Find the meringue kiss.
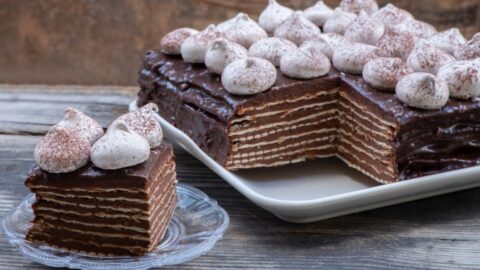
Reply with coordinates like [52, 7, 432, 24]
[34, 126, 90, 173]
[180, 24, 224, 63]
[205, 38, 248, 74]
[339, 0, 379, 15]
[395, 73, 449, 110]
[304, 1, 334, 27]
[394, 19, 437, 39]
[301, 33, 349, 59]
[323, 8, 357, 35]
[222, 57, 277, 95]
[454, 33, 480, 61]
[248, 37, 297, 67]
[428, 28, 466, 55]
[91, 121, 150, 170]
[376, 28, 418, 61]
[258, 0, 293, 33]
[274, 11, 322, 46]
[216, 13, 267, 48]
[437, 60, 480, 100]
[160, 28, 199, 55]
[115, 103, 163, 148]
[55, 107, 104, 145]
[344, 10, 384, 45]
[363, 57, 412, 91]
[332, 43, 380, 74]
[280, 47, 331, 79]
[407, 39, 455, 74]
[371, 3, 413, 25]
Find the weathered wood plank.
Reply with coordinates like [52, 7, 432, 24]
[1, 0, 479, 85]
[0, 85, 480, 269]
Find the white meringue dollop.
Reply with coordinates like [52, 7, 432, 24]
[438, 60, 480, 100]
[371, 3, 413, 25]
[160, 28, 199, 55]
[393, 19, 437, 39]
[221, 57, 277, 95]
[323, 8, 357, 35]
[248, 37, 297, 67]
[376, 28, 418, 61]
[395, 72, 449, 110]
[428, 28, 466, 55]
[407, 39, 455, 74]
[115, 103, 163, 148]
[339, 0, 379, 15]
[362, 57, 413, 91]
[273, 11, 322, 46]
[332, 42, 380, 74]
[344, 10, 385, 45]
[55, 107, 104, 145]
[205, 38, 248, 74]
[304, 1, 334, 27]
[180, 24, 225, 63]
[280, 47, 331, 79]
[300, 33, 350, 60]
[90, 121, 150, 170]
[216, 13, 268, 48]
[34, 126, 91, 173]
[454, 33, 480, 61]
[258, 0, 293, 33]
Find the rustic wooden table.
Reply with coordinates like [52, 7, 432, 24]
[1, 85, 480, 269]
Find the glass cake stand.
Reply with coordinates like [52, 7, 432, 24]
[1, 183, 229, 270]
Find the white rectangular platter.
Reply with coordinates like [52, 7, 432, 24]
[130, 101, 480, 223]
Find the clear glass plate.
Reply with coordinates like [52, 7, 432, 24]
[1, 183, 229, 270]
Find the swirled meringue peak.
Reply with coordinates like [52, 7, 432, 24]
[407, 39, 455, 74]
[248, 37, 297, 67]
[160, 28, 199, 55]
[344, 10, 385, 45]
[395, 72, 449, 110]
[205, 38, 248, 74]
[273, 11, 322, 46]
[454, 33, 480, 61]
[363, 57, 413, 91]
[332, 42, 380, 74]
[55, 107, 104, 145]
[221, 57, 277, 95]
[216, 13, 267, 48]
[437, 60, 480, 100]
[304, 1, 334, 27]
[115, 103, 163, 148]
[280, 47, 331, 79]
[339, 0, 379, 15]
[371, 3, 413, 25]
[428, 28, 466, 55]
[258, 0, 293, 33]
[91, 121, 150, 170]
[34, 126, 90, 173]
[323, 8, 357, 35]
[376, 28, 418, 61]
[394, 19, 437, 39]
[301, 33, 350, 59]
[180, 24, 224, 63]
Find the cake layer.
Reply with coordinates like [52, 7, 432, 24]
[138, 51, 480, 183]
[26, 144, 177, 256]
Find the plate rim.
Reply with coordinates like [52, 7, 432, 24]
[1, 183, 230, 270]
[130, 101, 480, 221]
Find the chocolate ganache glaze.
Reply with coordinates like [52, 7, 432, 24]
[138, 50, 480, 182]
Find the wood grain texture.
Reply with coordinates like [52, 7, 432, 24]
[0, 0, 479, 86]
[0, 85, 480, 269]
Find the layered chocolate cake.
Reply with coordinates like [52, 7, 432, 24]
[25, 105, 177, 256]
[137, 0, 480, 184]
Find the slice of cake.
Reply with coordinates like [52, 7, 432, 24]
[137, 0, 480, 184]
[25, 105, 176, 256]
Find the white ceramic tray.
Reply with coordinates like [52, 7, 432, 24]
[130, 101, 480, 223]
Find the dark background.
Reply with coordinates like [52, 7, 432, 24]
[1, 0, 478, 86]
